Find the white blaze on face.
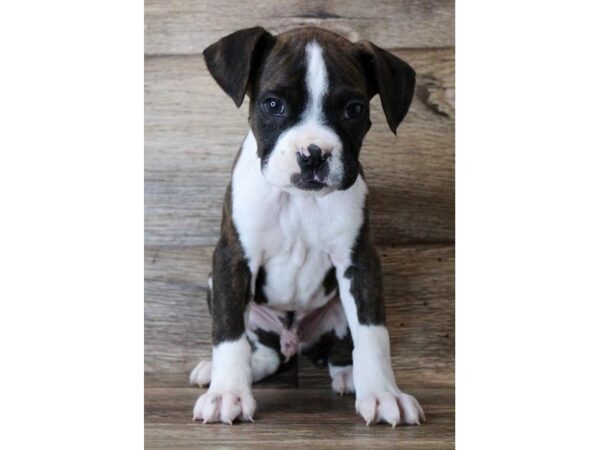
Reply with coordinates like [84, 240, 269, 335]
[304, 41, 328, 123]
[263, 41, 344, 193]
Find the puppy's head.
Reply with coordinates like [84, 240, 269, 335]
[204, 27, 415, 195]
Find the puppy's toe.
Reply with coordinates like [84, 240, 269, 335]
[189, 360, 212, 386]
[219, 392, 242, 425]
[378, 392, 401, 427]
[193, 392, 221, 423]
[356, 396, 378, 425]
[397, 392, 425, 425]
[240, 391, 257, 421]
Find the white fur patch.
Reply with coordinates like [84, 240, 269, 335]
[304, 41, 328, 123]
[351, 325, 398, 394]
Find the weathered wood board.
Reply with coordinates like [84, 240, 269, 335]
[145, 47, 454, 246]
[145, 0, 455, 55]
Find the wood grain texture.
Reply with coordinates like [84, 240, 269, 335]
[145, 246, 212, 374]
[145, 3, 454, 442]
[145, 47, 454, 246]
[145, 244, 454, 385]
[145, 383, 455, 449]
[145, 0, 455, 55]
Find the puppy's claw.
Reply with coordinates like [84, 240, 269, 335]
[413, 397, 426, 422]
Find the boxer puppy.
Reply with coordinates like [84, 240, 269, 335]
[189, 26, 424, 427]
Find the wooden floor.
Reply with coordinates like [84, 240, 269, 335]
[145, 1, 454, 448]
[145, 374, 454, 449]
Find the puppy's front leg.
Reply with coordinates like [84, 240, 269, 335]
[192, 236, 255, 424]
[335, 237, 425, 427]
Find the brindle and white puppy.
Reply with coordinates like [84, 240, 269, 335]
[189, 26, 424, 427]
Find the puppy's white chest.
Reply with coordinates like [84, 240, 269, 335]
[258, 196, 335, 311]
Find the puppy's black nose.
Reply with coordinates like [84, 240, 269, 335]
[307, 144, 322, 158]
[298, 144, 328, 171]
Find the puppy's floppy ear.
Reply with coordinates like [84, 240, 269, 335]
[203, 27, 275, 107]
[357, 41, 416, 134]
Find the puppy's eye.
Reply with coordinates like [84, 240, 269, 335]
[344, 102, 365, 119]
[263, 98, 285, 116]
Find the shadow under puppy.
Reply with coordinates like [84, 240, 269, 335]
[189, 26, 424, 427]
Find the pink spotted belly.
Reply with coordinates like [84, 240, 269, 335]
[247, 298, 348, 361]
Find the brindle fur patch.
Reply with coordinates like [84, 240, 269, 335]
[301, 327, 353, 367]
[343, 201, 386, 325]
[208, 150, 253, 344]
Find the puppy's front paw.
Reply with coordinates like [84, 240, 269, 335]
[192, 389, 256, 424]
[356, 390, 425, 427]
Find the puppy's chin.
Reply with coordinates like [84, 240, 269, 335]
[282, 184, 337, 197]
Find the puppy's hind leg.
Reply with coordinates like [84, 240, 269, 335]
[249, 335, 282, 382]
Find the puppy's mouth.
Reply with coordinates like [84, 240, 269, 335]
[295, 179, 327, 191]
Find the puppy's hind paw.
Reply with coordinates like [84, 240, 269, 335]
[330, 365, 355, 395]
[189, 360, 212, 386]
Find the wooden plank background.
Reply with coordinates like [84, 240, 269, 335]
[145, 0, 455, 55]
[145, 0, 455, 388]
